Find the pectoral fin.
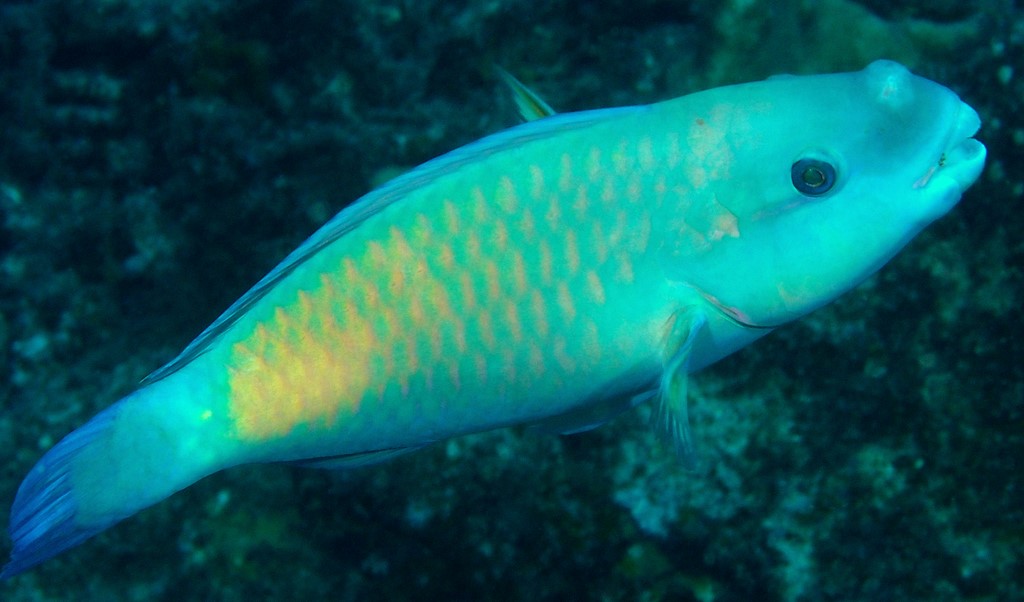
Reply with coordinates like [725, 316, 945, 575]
[654, 306, 707, 469]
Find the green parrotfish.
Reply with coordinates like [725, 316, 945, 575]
[2, 60, 986, 577]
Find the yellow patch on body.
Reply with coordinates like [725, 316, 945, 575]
[227, 215, 481, 442]
[556, 282, 576, 322]
[466, 231, 482, 261]
[564, 229, 580, 275]
[510, 252, 527, 295]
[484, 261, 501, 302]
[459, 272, 478, 311]
[558, 153, 573, 193]
[612, 139, 632, 176]
[477, 311, 496, 349]
[545, 194, 562, 230]
[504, 300, 523, 342]
[388, 264, 406, 296]
[367, 241, 387, 269]
[442, 200, 460, 235]
[389, 226, 414, 260]
[492, 220, 509, 252]
[448, 360, 462, 391]
[637, 137, 656, 171]
[626, 173, 643, 203]
[573, 184, 589, 219]
[530, 289, 549, 338]
[529, 165, 545, 200]
[495, 176, 518, 214]
[552, 335, 576, 373]
[519, 207, 537, 242]
[438, 243, 455, 270]
[472, 187, 489, 222]
[585, 270, 606, 305]
[538, 240, 553, 284]
[528, 342, 546, 377]
[227, 287, 376, 441]
[591, 222, 608, 265]
[452, 316, 467, 353]
[600, 177, 616, 204]
[410, 213, 433, 245]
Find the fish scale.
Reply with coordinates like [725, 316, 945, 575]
[2, 60, 986, 577]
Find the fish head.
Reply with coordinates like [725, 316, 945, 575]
[662, 59, 986, 328]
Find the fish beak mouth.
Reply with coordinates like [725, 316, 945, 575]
[914, 101, 986, 194]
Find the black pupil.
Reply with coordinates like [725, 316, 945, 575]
[802, 167, 826, 188]
[791, 158, 836, 196]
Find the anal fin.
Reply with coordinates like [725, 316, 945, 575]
[529, 389, 653, 436]
[291, 446, 426, 470]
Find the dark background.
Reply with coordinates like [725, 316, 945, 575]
[0, 0, 1020, 600]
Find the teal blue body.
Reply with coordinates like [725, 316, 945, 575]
[3, 61, 986, 577]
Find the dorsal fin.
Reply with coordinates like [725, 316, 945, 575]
[496, 67, 557, 122]
[142, 103, 644, 385]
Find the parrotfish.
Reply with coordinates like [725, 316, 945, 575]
[2, 60, 986, 577]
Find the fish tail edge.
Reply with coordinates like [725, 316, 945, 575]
[2, 405, 121, 579]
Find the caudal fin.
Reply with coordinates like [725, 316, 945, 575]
[2, 406, 124, 578]
[3, 386, 223, 579]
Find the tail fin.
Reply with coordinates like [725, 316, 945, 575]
[2, 406, 124, 578]
[3, 386, 224, 578]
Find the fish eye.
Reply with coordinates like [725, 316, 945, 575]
[791, 158, 837, 196]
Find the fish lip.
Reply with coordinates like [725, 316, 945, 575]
[916, 101, 985, 192]
[944, 101, 982, 154]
